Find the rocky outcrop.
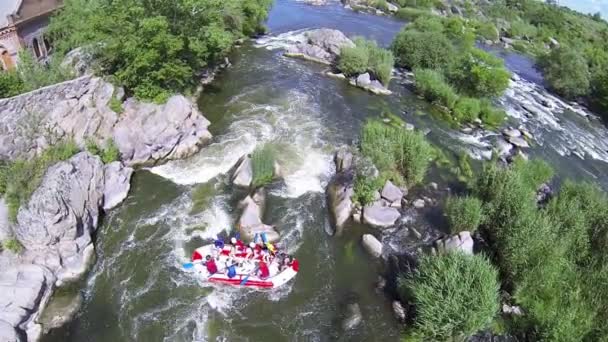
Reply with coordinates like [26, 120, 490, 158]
[283, 29, 354, 65]
[392, 300, 407, 323]
[341, 302, 362, 331]
[0, 75, 212, 166]
[435, 231, 474, 255]
[327, 148, 355, 235]
[381, 180, 403, 204]
[238, 188, 280, 243]
[0, 152, 133, 340]
[362, 234, 382, 258]
[232, 154, 253, 188]
[350, 72, 392, 95]
[362, 204, 400, 228]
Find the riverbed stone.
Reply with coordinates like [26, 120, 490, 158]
[342, 303, 362, 330]
[39, 292, 83, 332]
[232, 154, 253, 188]
[412, 199, 425, 209]
[238, 189, 279, 242]
[386, 2, 398, 12]
[362, 205, 400, 228]
[0, 320, 18, 342]
[392, 301, 407, 323]
[103, 162, 133, 211]
[435, 231, 474, 255]
[284, 29, 354, 65]
[503, 128, 522, 138]
[507, 136, 530, 148]
[0, 198, 10, 241]
[335, 147, 354, 173]
[362, 234, 382, 258]
[328, 171, 354, 235]
[381, 180, 403, 203]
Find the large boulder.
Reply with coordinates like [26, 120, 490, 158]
[284, 29, 354, 65]
[435, 231, 474, 255]
[238, 189, 279, 243]
[103, 162, 133, 211]
[0, 75, 212, 166]
[335, 147, 353, 173]
[380, 180, 403, 203]
[0, 320, 19, 342]
[362, 204, 400, 228]
[341, 303, 362, 331]
[362, 234, 382, 258]
[327, 172, 354, 235]
[38, 292, 83, 333]
[232, 154, 253, 188]
[0, 198, 10, 241]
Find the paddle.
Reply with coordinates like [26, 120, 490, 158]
[182, 260, 202, 269]
[240, 265, 260, 286]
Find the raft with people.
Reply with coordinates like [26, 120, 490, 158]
[183, 233, 299, 289]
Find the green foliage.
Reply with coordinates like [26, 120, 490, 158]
[445, 196, 483, 233]
[353, 174, 382, 205]
[413, 69, 458, 110]
[392, 29, 454, 70]
[453, 97, 481, 122]
[396, 0, 435, 8]
[338, 38, 394, 85]
[399, 253, 499, 340]
[2, 238, 23, 254]
[410, 16, 444, 32]
[85, 138, 101, 156]
[457, 152, 474, 181]
[372, 0, 389, 12]
[2, 140, 80, 222]
[48, 0, 272, 101]
[85, 138, 121, 163]
[476, 21, 499, 41]
[395, 7, 431, 21]
[109, 97, 123, 114]
[0, 71, 25, 98]
[360, 120, 431, 186]
[251, 144, 276, 188]
[448, 48, 511, 98]
[540, 47, 590, 99]
[479, 99, 506, 128]
[17, 50, 73, 92]
[511, 157, 554, 191]
[508, 20, 538, 39]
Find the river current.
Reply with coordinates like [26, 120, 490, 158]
[44, 1, 608, 341]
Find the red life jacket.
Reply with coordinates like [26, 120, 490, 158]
[235, 240, 246, 251]
[291, 259, 300, 272]
[206, 259, 218, 274]
[259, 261, 270, 278]
[192, 250, 203, 261]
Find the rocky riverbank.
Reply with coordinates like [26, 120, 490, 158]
[0, 76, 213, 341]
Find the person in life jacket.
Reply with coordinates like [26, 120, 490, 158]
[245, 243, 255, 259]
[258, 261, 270, 279]
[226, 262, 237, 278]
[204, 255, 218, 274]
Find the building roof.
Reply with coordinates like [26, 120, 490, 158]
[0, 0, 21, 29]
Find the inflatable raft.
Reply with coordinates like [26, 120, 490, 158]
[188, 244, 299, 289]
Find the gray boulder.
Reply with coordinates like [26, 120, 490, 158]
[356, 73, 372, 87]
[435, 231, 474, 255]
[335, 147, 353, 173]
[39, 292, 83, 332]
[103, 162, 133, 211]
[503, 128, 522, 138]
[232, 154, 253, 188]
[392, 301, 407, 323]
[0, 198, 10, 241]
[285, 29, 354, 65]
[386, 2, 398, 12]
[238, 189, 279, 243]
[412, 199, 425, 209]
[362, 234, 382, 258]
[341, 303, 362, 331]
[61, 47, 94, 77]
[328, 172, 354, 235]
[362, 204, 400, 228]
[0, 320, 18, 342]
[507, 136, 529, 148]
[381, 180, 403, 203]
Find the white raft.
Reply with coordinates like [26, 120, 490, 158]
[189, 244, 299, 289]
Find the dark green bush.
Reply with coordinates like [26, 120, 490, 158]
[2, 238, 23, 254]
[476, 21, 499, 41]
[399, 253, 499, 341]
[251, 144, 276, 188]
[353, 174, 382, 205]
[413, 69, 458, 110]
[445, 196, 483, 233]
[338, 43, 369, 77]
[392, 29, 454, 70]
[0, 71, 25, 98]
[479, 99, 506, 128]
[453, 97, 481, 122]
[540, 47, 590, 99]
[101, 139, 121, 164]
[338, 37, 394, 85]
[395, 7, 431, 20]
[448, 48, 511, 98]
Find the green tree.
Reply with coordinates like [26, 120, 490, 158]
[540, 47, 590, 99]
[448, 48, 511, 97]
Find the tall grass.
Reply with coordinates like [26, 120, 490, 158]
[445, 196, 483, 233]
[0, 140, 79, 222]
[360, 120, 431, 186]
[414, 69, 458, 110]
[251, 144, 276, 188]
[338, 37, 394, 86]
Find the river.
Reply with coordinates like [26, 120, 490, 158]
[43, 1, 608, 341]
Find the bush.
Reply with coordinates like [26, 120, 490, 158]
[360, 120, 431, 186]
[2, 238, 23, 254]
[17, 50, 73, 92]
[448, 48, 511, 97]
[339, 38, 394, 86]
[410, 16, 444, 32]
[109, 97, 123, 114]
[540, 47, 590, 99]
[453, 97, 481, 122]
[476, 21, 499, 41]
[457, 152, 474, 180]
[251, 144, 275, 188]
[511, 157, 554, 192]
[354, 174, 382, 205]
[414, 69, 458, 109]
[2, 140, 80, 222]
[372, 0, 389, 11]
[338, 44, 369, 77]
[508, 20, 538, 39]
[0, 71, 25, 98]
[392, 29, 454, 70]
[445, 196, 483, 233]
[367, 45, 394, 85]
[101, 139, 120, 164]
[399, 253, 499, 340]
[479, 99, 506, 128]
[395, 7, 431, 21]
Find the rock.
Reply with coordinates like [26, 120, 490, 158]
[0, 320, 19, 342]
[484, 39, 494, 46]
[39, 292, 83, 332]
[507, 136, 530, 148]
[386, 2, 398, 12]
[103, 162, 133, 210]
[435, 231, 474, 255]
[0, 75, 212, 166]
[495, 137, 514, 158]
[326, 71, 346, 80]
[361, 234, 382, 258]
[238, 189, 279, 242]
[405, 123, 414, 131]
[375, 276, 386, 292]
[342, 303, 362, 331]
[412, 199, 425, 209]
[502, 304, 523, 316]
[536, 183, 553, 204]
[500, 37, 515, 45]
[353, 212, 361, 223]
[232, 155, 253, 188]
[285, 29, 355, 65]
[502, 128, 522, 138]
[300, 0, 327, 5]
[381, 180, 403, 203]
[328, 172, 354, 235]
[356, 73, 372, 87]
[61, 47, 94, 77]
[548, 37, 560, 48]
[461, 127, 473, 134]
[429, 182, 438, 191]
[0, 198, 10, 241]
[335, 147, 353, 173]
[450, 5, 463, 15]
[362, 205, 400, 228]
[392, 301, 406, 323]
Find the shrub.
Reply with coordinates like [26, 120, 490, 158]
[392, 29, 455, 70]
[396, 0, 435, 8]
[511, 157, 554, 191]
[354, 174, 382, 205]
[2, 238, 23, 254]
[414, 69, 458, 109]
[0, 71, 25, 98]
[251, 144, 275, 188]
[367, 45, 394, 85]
[109, 97, 123, 114]
[479, 99, 506, 128]
[410, 16, 444, 32]
[399, 253, 499, 341]
[0, 160, 8, 195]
[2, 140, 80, 222]
[453, 97, 481, 122]
[17, 50, 73, 92]
[540, 47, 590, 99]
[508, 20, 538, 39]
[457, 152, 474, 180]
[476, 21, 499, 41]
[85, 138, 101, 156]
[101, 139, 120, 164]
[372, 0, 389, 11]
[445, 196, 483, 233]
[395, 7, 431, 21]
[338, 44, 369, 77]
[338, 38, 394, 85]
[360, 120, 431, 186]
[448, 48, 511, 97]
